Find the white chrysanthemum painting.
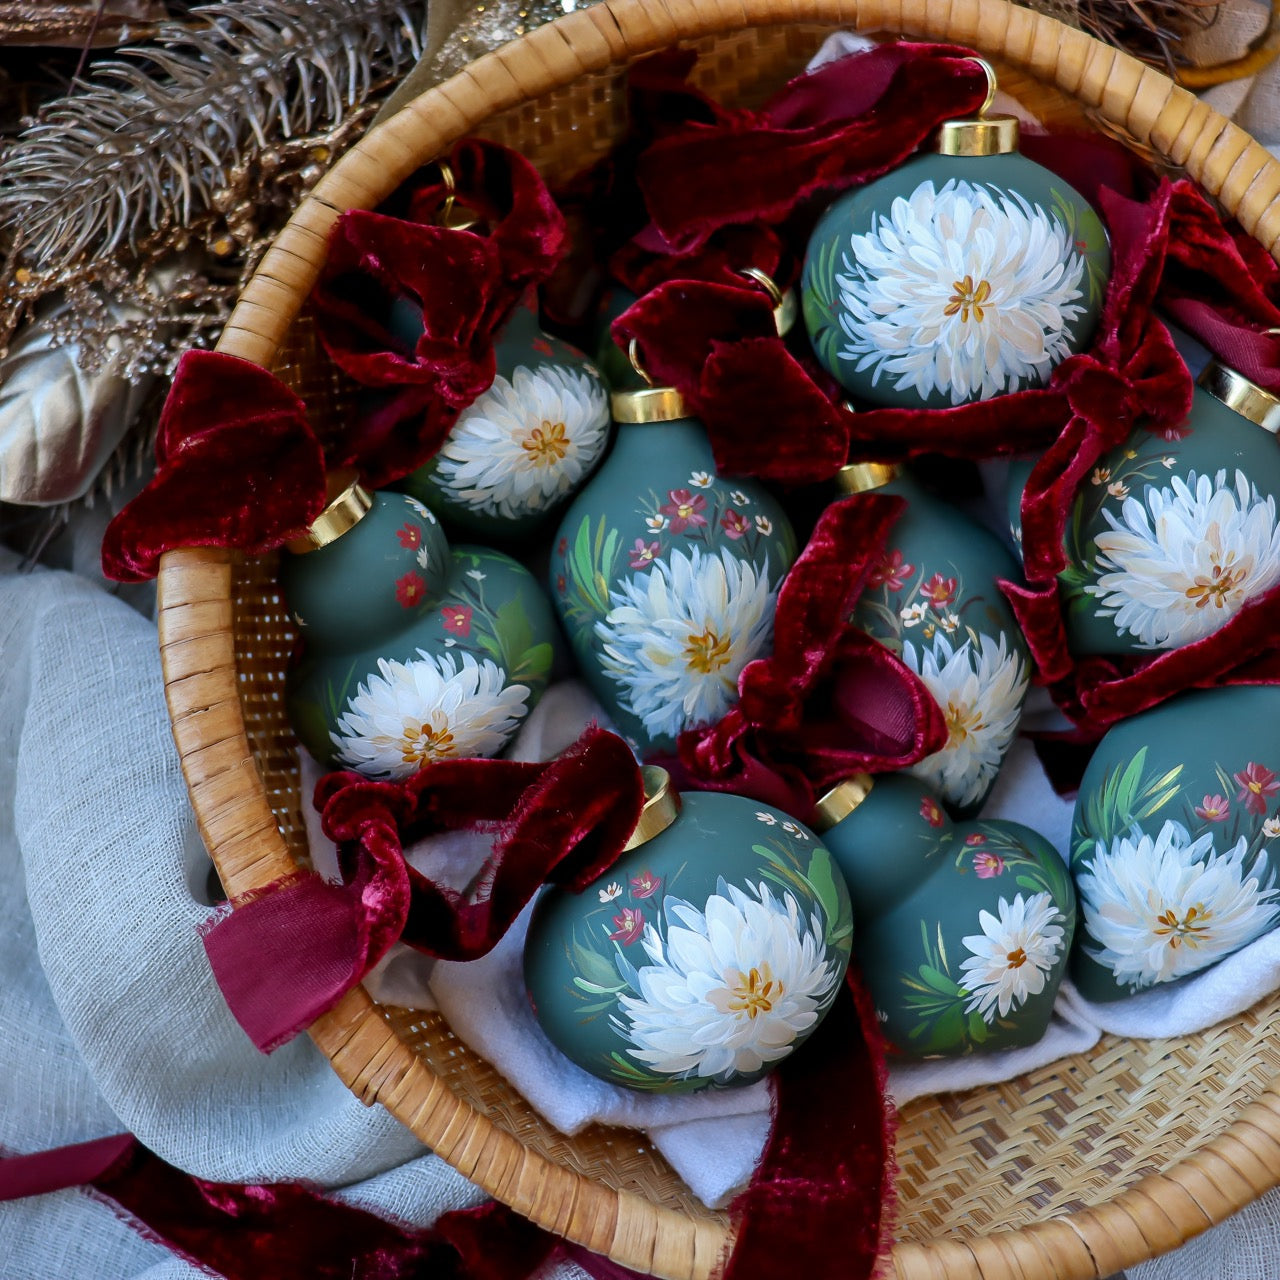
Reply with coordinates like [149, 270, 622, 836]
[1078, 819, 1280, 990]
[331, 650, 529, 780]
[1085, 469, 1280, 649]
[901, 631, 1029, 809]
[614, 882, 842, 1081]
[595, 546, 776, 741]
[434, 363, 609, 517]
[959, 892, 1065, 1021]
[836, 178, 1086, 404]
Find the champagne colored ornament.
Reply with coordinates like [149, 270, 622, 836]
[396, 287, 612, 539]
[549, 345, 798, 758]
[801, 59, 1110, 410]
[1008, 362, 1280, 656]
[837, 462, 1032, 814]
[1069, 685, 1280, 1001]
[280, 473, 559, 779]
[813, 771, 1075, 1058]
[524, 766, 853, 1092]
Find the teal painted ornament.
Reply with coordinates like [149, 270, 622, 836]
[837, 462, 1031, 815]
[592, 283, 645, 393]
[524, 768, 853, 1093]
[280, 475, 559, 779]
[549, 366, 797, 758]
[801, 87, 1109, 410]
[813, 772, 1075, 1058]
[1006, 363, 1280, 656]
[397, 289, 612, 539]
[1069, 685, 1280, 1001]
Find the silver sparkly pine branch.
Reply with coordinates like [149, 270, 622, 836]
[0, 0, 427, 271]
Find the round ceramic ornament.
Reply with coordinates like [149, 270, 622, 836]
[838, 461, 1032, 814]
[1007, 363, 1280, 656]
[813, 772, 1075, 1058]
[396, 289, 612, 539]
[524, 767, 853, 1093]
[801, 63, 1110, 409]
[1069, 684, 1280, 1001]
[549, 350, 798, 758]
[280, 474, 559, 780]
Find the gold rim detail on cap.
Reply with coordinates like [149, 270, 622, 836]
[737, 266, 797, 336]
[611, 338, 688, 422]
[811, 773, 874, 833]
[937, 114, 1020, 156]
[1199, 361, 1280, 435]
[286, 470, 373, 554]
[623, 766, 682, 851]
[833, 461, 902, 494]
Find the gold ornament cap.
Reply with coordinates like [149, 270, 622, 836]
[286, 469, 373, 554]
[622, 766, 682, 851]
[610, 339, 689, 423]
[936, 57, 1019, 156]
[1199, 360, 1280, 435]
[833, 461, 902, 495]
[811, 773, 874, 833]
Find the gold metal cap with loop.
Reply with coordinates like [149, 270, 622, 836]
[430, 159, 483, 232]
[622, 766, 683, 851]
[1200, 356, 1280, 436]
[610, 339, 689, 424]
[937, 57, 1019, 157]
[285, 468, 373, 554]
[832, 459, 902, 495]
[811, 772, 874, 833]
[738, 265, 798, 337]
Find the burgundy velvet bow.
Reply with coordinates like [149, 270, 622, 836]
[202, 726, 642, 1053]
[665, 494, 949, 816]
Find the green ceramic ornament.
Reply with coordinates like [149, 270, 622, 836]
[593, 283, 646, 393]
[1069, 685, 1280, 1001]
[1006, 364, 1280, 656]
[280, 477, 559, 780]
[813, 772, 1075, 1058]
[801, 105, 1109, 410]
[524, 768, 853, 1093]
[549, 374, 797, 758]
[396, 290, 612, 539]
[838, 462, 1032, 815]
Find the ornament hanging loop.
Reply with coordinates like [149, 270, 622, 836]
[612, 339, 688, 423]
[937, 59, 1018, 157]
[971, 56, 998, 118]
[627, 338, 655, 387]
[431, 159, 481, 232]
[737, 266, 798, 336]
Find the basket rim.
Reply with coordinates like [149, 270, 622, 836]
[157, 3, 1280, 1279]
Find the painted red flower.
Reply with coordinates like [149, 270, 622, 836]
[720, 509, 751, 540]
[964, 832, 986, 846]
[395, 572, 426, 608]
[869, 548, 913, 593]
[628, 538, 660, 570]
[1234, 763, 1280, 815]
[531, 336, 555, 357]
[556, 574, 567, 595]
[440, 604, 472, 637]
[608, 906, 646, 944]
[920, 796, 944, 828]
[630, 870, 662, 899]
[1155, 418, 1192, 442]
[1194, 794, 1230, 822]
[972, 851, 1005, 878]
[659, 488, 707, 533]
[557, 536, 568, 557]
[921, 572, 958, 609]
[397, 522, 422, 550]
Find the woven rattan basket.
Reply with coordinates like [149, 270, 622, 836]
[156, 3, 1280, 1277]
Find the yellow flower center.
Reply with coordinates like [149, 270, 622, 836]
[945, 699, 983, 746]
[724, 966, 781, 1020]
[944, 274, 992, 323]
[400, 714, 456, 766]
[1185, 560, 1247, 610]
[521, 419, 569, 467]
[1154, 904, 1211, 948]
[1005, 948, 1028, 970]
[684, 626, 732, 675]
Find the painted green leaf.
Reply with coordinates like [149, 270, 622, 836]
[572, 937, 622, 990]
[805, 847, 847, 943]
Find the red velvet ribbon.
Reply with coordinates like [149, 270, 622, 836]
[666, 494, 948, 815]
[202, 726, 643, 1053]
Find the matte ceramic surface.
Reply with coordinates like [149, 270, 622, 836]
[802, 151, 1109, 409]
[1070, 685, 1280, 1000]
[524, 790, 852, 1093]
[550, 414, 797, 757]
[592, 282, 646, 393]
[823, 773, 1075, 1058]
[281, 491, 558, 779]
[397, 292, 612, 539]
[852, 473, 1031, 814]
[1007, 386, 1280, 656]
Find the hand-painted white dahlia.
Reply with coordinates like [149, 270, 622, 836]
[901, 631, 1029, 809]
[1078, 819, 1280, 990]
[434, 363, 609, 517]
[1085, 469, 1280, 649]
[614, 882, 843, 1081]
[595, 546, 777, 741]
[959, 892, 1065, 1021]
[836, 178, 1086, 404]
[331, 650, 529, 780]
